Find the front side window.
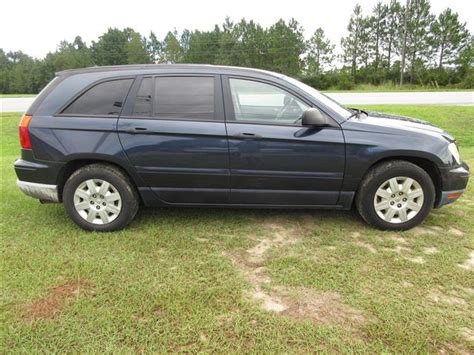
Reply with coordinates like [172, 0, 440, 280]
[62, 79, 133, 116]
[229, 78, 309, 125]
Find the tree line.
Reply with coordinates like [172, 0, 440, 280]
[1, 0, 472, 94]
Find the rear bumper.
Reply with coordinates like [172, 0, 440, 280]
[16, 179, 59, 202]
[436, 162, 469, 208]
[14, 149, 64, 202]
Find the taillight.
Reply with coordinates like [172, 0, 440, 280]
[19, 114, 33, 149]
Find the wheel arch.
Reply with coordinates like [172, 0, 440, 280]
[356, 155, 442, 207]
[57, 156, 143, 203]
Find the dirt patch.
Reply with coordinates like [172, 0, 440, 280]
[389, 235, 408, 244]
[355, 241, 377, 254]
[228, 221, 367, 328]
[351, 232, 361, 239]
[412, 226, 437, 236]
[250, 289, 288, 313]
[401, 281, 413, 287]
[460, 327, 474, 342]
[277, 287, 365, 326]
[406, 256, 425, 264]
[428, 289, 467, 307]
[246, 285, 366, 327]
[22, 280, 92, 321]
[383, 245, 411, 254]
[439, 344, 472, 355]
[449, 228, 465, 237]
[247, 239, 273, 263]
[458, 251, 474, 271]
[423, 247, 439, 255]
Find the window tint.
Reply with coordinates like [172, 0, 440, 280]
[154, 77, 214, 120]
[132, 77, 153, 116]
[229, 78, 309, 125]
[63, 79, 133, 116]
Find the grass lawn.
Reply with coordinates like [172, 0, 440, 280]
[0, 94, 37, 98]
[1, 107, 473, 353]
[323, 84, 474, 93]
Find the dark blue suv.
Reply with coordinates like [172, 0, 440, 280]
[14, 64, 469, 231]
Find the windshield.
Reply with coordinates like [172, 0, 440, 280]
[283, 76, 352, 119]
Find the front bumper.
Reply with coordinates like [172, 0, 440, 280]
[17, 179, 59, 202]
[436, 162, 469, 207]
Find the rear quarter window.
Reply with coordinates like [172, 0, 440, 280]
[62, 78, 133, 116]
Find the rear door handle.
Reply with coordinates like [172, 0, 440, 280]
[232, 133, 262, 139]
[125, 127, 148, 134]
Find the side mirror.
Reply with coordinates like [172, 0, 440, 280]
[301, 108, 328, 127]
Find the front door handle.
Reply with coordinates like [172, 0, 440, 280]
[232, 133, 262, 139]
[125, 127, 148, 134]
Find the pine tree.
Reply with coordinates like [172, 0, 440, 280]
[341, 4, 366, 77]
[306, 28, 335, 75]
[431, 8, 469, 69]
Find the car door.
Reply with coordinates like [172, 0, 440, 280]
[223, 76, 345, 206]
[118, 74, 230, 204]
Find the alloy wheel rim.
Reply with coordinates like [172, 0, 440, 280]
[73, 179, 122, 225]
[373, 176, 424, 224]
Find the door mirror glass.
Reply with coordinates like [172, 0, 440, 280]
[301, 108, 329, 127]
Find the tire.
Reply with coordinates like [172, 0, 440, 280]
[63, 164, 139, 232]
[355, 160, 435, 231]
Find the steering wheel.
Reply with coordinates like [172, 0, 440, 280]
[275, 96, 295, 120]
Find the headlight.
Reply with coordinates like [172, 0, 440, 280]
[448, 142, 461, 164]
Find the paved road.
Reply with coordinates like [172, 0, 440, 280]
[1, 91, 473, 113]
[1, 98, 36, 113]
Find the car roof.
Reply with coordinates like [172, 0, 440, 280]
[56, 64, 286, 79]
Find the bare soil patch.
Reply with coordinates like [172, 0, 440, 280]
[389, 235, 408, 244]
[406, 256, 425, 264]
[355, 241, 377, 254]
[423, 247, 439, 255]
[448, 228, 465, 237]
[229, 221, 367, 327]
[275, 286, 366, 326]
[428, 289, 468, 307]
[458, 250, 474, 271]
[412, 226, 437, 236]
[460, 327, 474, 342]
[22, 280, 92, 321]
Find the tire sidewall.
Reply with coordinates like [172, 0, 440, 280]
[63, 166, 138, 232]
[360, 163, 435, 230]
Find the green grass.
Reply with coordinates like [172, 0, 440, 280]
[323, 84, 474, 93]
[1, 107, 473, 353]
[0, 94, 37, 98]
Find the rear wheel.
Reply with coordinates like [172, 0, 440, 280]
[63, 164, 139, 231]
[355, 160, 435, 230]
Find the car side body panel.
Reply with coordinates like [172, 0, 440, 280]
[14, 65, 469, 213]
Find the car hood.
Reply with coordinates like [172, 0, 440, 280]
[346, 111, 453, 140]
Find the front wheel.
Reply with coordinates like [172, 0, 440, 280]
[355, 160, 435, 230]
[63, 164, 139, 231]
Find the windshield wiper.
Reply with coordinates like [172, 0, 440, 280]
[347, 108, 368, 120]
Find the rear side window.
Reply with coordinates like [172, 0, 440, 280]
[130, 76, 215, 120]
[62, 79, 133, 116]
[155, 77, 214, 119]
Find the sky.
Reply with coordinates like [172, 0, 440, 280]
[1, 0, 473, 59]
